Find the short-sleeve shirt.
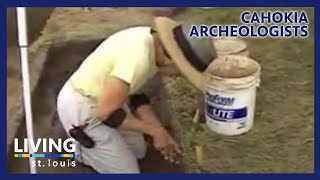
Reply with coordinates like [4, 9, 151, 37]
[69, 26, 158, 99]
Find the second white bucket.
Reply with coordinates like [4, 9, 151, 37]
[204, 55, 261, 136]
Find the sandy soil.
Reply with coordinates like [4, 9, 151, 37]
[7, 7, 314, 173]
[7, 8, 54, 151]
[7, 46, 22, 145]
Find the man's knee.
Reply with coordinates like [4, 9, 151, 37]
[120, 130, 147, 160]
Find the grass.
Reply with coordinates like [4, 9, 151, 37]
[164, 7, 314, 173]
[31, 7, 314, 173]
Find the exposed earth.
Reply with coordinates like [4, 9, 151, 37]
[7, 8, 314, 173]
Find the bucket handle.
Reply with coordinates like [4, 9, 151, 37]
[256, 78, 261, 88]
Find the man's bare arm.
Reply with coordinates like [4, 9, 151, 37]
[97, 76, 157, 136]
[98, 76, 181, 162]
[133, 104, 163, 127]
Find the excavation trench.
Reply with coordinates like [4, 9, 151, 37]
[7, 39, 183, 173]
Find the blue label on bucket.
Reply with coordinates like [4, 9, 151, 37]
[206, 103, 247, 122]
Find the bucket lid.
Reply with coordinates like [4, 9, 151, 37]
[205, 55, 261, 90]
[213, 37, 247, 55]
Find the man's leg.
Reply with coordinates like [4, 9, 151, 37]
[119, 130, 147, 160]
[57, 81, 140, 173]
[79, 124, 140, 173]
[118, 105, 147, 160]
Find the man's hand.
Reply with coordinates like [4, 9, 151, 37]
[151, 126, 182, 163]
[133, 104, 182, 163]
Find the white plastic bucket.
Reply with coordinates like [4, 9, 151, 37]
[204, 55, 261, 136]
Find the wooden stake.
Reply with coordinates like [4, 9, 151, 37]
[192, 109, 200, 124]
[195, 145, 204, 165]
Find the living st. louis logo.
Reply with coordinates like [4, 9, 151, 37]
[189, 11, 309, 38]
[14, 138, 77, 167]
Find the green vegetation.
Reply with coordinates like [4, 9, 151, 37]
[32, 8, 314, 173]
[165, 7, 314, 173]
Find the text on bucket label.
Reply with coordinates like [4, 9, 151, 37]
[206, 103, 247, 122]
